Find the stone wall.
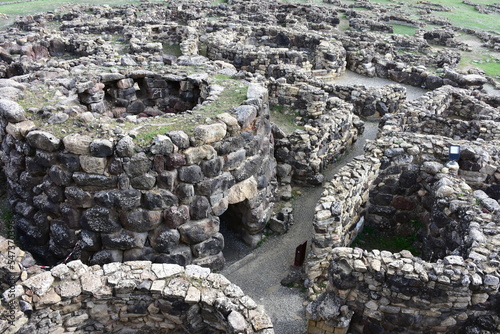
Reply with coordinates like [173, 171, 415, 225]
[205, 25, 346, 81]
[306, 155, 381, 294]
[306, 133, 500, 333]
[0, 236, 274, 334]
[338, 30, 487, 89]
[0, 79, 277, 269]
[268, 79, 360, 185]
[381, 85, 500, 141]
[324, 84, 406, 117]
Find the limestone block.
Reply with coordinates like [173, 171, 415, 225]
[228, 176, 258, 204]
[251, 313, 273, 331]
[151, 263, 184, 279]
[5, 120, 36, 139]
[228, 311, 247, 332]
[217, 112, 241, 134]
[194, 123, 227, 144]
[21, 271, 54, 296]
[58, 280, 81, 298]
[185, 265, 211, 279]
[80, 271, 104, 294]
[184, 145, 217, 165]
[80, 155, 107, 174]
[163, 277, 190, 298]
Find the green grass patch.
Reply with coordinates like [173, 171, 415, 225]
[163, 43, 182, 57]
[0, 0, 164, 29]
[351, 222, 422, 256]
[460, 53, 500, 80]
[392, 24, 417, 35]
[270, 105, 303, 135]
[399, 0, 500, 34]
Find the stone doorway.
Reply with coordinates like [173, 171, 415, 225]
[219, 201, 254, 267]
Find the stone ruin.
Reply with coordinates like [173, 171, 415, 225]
[0, 0, 498, 333]
[0, 236, 273, 333]
[306, 86, 500, 333]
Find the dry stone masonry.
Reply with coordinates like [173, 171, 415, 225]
[0, 77, 276, 270]
[0, 236, 274, 333]
[0, 0, 499, 333]
[307, 89, 499, 333]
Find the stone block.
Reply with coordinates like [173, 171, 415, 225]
[81, 207, 120, 233]
[228, 176, 258, 204]
[0, 98, 26, 123]
[194, 123, 227, 144]
[179, 165, 204, 183]
[89, 139, 114, 157]
[178, 217, 220, 244]
[192, 252, 225, 271]
[121, 209, 162, 232]
[150, 135, 174, 155]
[5, 120, 36, 140]
[73, 173, 118, 188]
[149, 227, 180, 252]
[79, 156, 107, 174]
[26, 131, 61, 152]
[101, 229, 147, 250]
[164, 205, 190, 229]
[143, 189, 178, 210]
[196, 172, 235, 196]
[184, 145, 217, 165]
[235, 105, 257, 129]
[201, 157, 224, 178]
[192, 233, 224, 258]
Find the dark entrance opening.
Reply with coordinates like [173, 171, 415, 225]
[219, 202, 253, 267]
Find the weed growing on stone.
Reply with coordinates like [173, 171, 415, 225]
[133, 73, 248, 145]
[391, 24, 417, 35]
[351, 224, 422, 256]
[270, 105, 303, 135]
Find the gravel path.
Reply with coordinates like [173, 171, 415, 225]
[221, 73, 426, 333]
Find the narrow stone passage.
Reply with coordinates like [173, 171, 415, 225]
[221, 75, 426, 334]
[221, 121, 379, 333]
